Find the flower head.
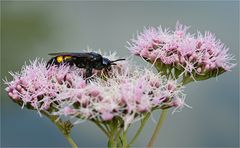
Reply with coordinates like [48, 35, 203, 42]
[5, 53, 186, 128]
[127, 22, 236, 81]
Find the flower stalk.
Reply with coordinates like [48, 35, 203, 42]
[41, 111, 78, 148]
[122, 129, 128, 148]
[147, 109, 168, 148]
[128, 112, 151, 146]
[91, 120, 110, 138]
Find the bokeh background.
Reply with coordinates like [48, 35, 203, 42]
[1, 1, 239, 147]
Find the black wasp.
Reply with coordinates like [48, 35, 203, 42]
[47, 52, 125, 79]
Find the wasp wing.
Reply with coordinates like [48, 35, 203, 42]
[48, 52, 103, 62]
[48, 52, 90, 57]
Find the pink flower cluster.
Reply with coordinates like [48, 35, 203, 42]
[127, 22, 236, 75]
[5, 56, 186, 128]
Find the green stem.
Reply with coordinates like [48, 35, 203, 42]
[147, 109, 168, 148]
[103, 123, 111, 133]
[41, 112, 78, 148]
[108, 137, 116, 148]
[91, 120, 110, 138]
[128, 113, 151, 146]
[64, 134, 78, 148]
[116, 128, 123, 147]
[108, 120, 118, 148]
[122, 129, 128, 148]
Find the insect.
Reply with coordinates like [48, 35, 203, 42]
[47, 52, 125, 79]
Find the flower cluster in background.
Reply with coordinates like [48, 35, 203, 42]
[127, 22, 236, 81]
[5, 55, 186, 129]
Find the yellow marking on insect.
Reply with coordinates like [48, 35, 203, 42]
[64, 56, 72, 60]
[56, 56, 63, 63]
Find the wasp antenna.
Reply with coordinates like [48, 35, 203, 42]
[111, 58, 125, 63]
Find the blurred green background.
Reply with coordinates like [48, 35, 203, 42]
[1, 1, 239, 147]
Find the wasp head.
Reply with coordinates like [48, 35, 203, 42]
[102, 58, 125, 71]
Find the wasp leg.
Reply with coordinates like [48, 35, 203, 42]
[46, 58, 56, 68]
[85, 67, 93, 83]
[64, 58, 75, 67]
